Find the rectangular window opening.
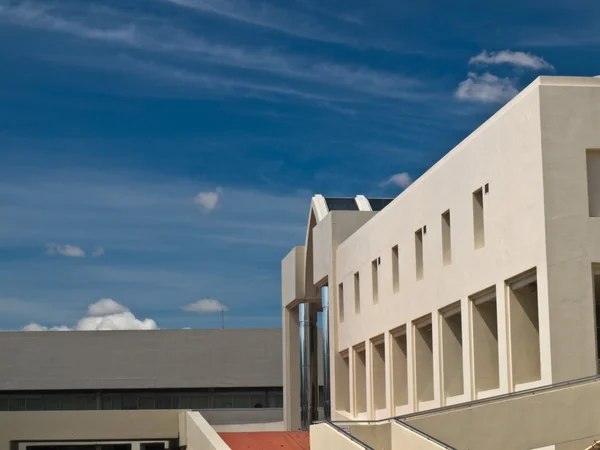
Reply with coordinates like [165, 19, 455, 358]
[440, 304, 463, 399]
[336, 352, 350, 412]
[442, 210, 452, 266]
[473, 188, 485, 249]
[338, 282, 345, 323]
[471, 289, 500, 393]
[354, 347, 367, 414]
[587, 150, 600, 217]
[415, 229, 424, 281]
[392, 245, 399, 293]
[414, 316, 434, 403]
[594, 267, 600, 373]
[354, 272, 361, 314]
[391, 329, 408, 407]
[372, 259, 379, 304]
[371, 338, 386, 411]
[507, 269, 541, 386]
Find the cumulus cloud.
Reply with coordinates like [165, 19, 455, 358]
[384, 172, 412, 189]
[45, 243, 86, 257]
[87, 298, 127, 316]
[469, 50, 554, 71]
[92, 246, 105, 257]
[23, 299, 158, 331]
[455, 72, 519, 104]
[194, 187, 223, 211]
[182, 298, 228, 313]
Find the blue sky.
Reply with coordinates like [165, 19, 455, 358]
[0, 0, 598, 330]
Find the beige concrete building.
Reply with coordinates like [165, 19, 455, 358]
[282, 76, 600, 445]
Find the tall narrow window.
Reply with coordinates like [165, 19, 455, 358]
[337, 351, 350, 412]
[371, 336, 386, 411]
[507, 269, 541, 386]
[372, 259, 379, 304]
[414, 316, 434, 403]
[354, 272, 361, 314]
[473, 188, 485, 249]
[354, 346, 367, 414]
[338, 282, 345, 323]
[391, 328, 408, 407]
[415, 228, 424, 280]
[440, 303, 463, 399]
[442, 210, 452, 266]
[392, 245, 399, 293]
[471, 287, 499, 394]
[594, 266, 600, 372]
[587, 150, 600, 217]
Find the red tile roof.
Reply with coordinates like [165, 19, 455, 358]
[219, 431, 310, 450]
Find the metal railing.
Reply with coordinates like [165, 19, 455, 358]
[394, 419, 458, 450]
[322, 420, 375, 450]
[328, 373, 600, 425]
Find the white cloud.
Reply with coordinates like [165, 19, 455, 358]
[87, 298, 127, 316]
[23, 299, 158, 331]
[469, 50, 554, 71]
[23, 323, 70, 331]
[75, 311, 157, 331]
[455, 72, 519, 104]
[0, 3, 423, 102]
[182, 298, 228, 313]
[92, 246, 105, 257]
[385, 172, 412, 189]
[195, 187, 222, 211]
[45, 243, 86, 257]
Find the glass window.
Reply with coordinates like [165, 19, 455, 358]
[122, 395, 138, 410]
[189, 396, 209, 409]
[45, 396, 61, 410]
[250, 394, 266, 408]
[139, 397, 155, 409]
[233, 395, 249, 408]
[267, 392, 283, 408]
[0, 397, 9, 411]
[27, 397, 45, 411]
[10, 398, 26, 411]
[214, 395, 233, 408]
[155, 395, 172, 409]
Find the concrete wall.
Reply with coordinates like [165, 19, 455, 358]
[0, 410, 180, 450]
[391, 421, 451, 449]
[333, 77, 550, 419]
[404, 377, 600, 450]
[183, 411, 231, 450]
[309, 422, 367, 450]
[349, 422, 391, 450]
[539, 79, 600, 382]
[201, 408, 283, 425]
[0, 329, 283, 390]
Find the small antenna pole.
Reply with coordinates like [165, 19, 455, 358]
[221, 308, 224, 329]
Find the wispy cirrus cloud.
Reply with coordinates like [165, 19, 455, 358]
[0, 2, 425, 103]
[469, 50, 554, 71]
[163, 0, 350, 45]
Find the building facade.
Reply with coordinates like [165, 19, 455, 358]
[282, 76, 600, 430]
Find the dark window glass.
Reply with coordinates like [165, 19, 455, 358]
[27, 397, 45, 411]
[324, 198, 358, 211]
[214, 395, 233, 408]
[367, 198, 393, 211]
